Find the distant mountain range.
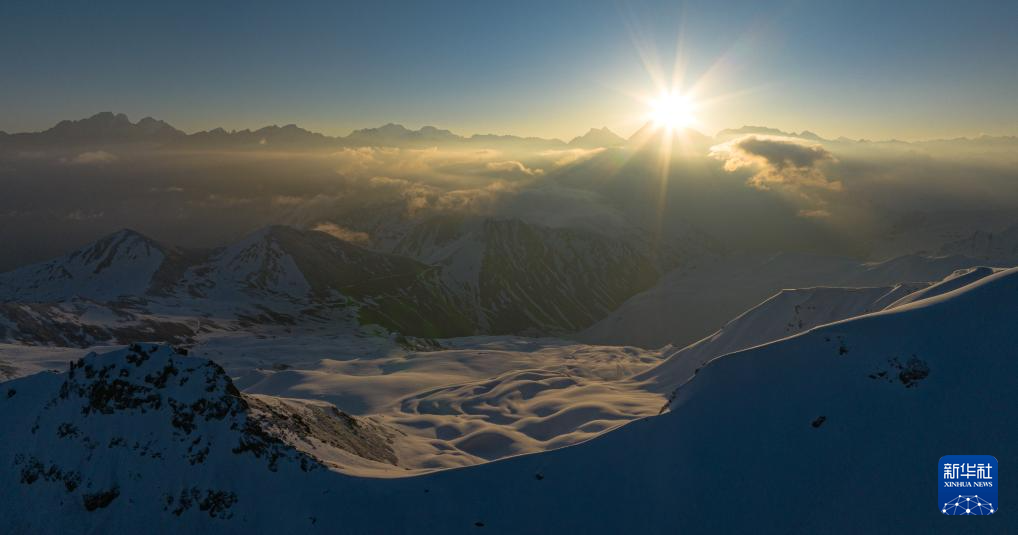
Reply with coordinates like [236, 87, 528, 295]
[0, 226, 471, 343]
[1, 112, 186, 146]
[0, 218, 709, 344]
[0, 112, 626, 151]
[4, 218, 1015, 350]
[3, 112, 1014, 151]
[714, 125, 826, 141]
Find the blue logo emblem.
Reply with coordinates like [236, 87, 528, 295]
[939, 455, 997, 515]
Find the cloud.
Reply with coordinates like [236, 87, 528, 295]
[712, 135, 839, 189]
[797, 208, 832, 218]
[15, 150, 48, 160]
[312, 222, 371, 245]
[65, 209, 104, 220]
[69, 150, 118, 165]
[284, 145, 620, 225]
[540, 147, 605, 168]
[187, 194, 253, 208]
[711, 135, 841, 215]
[484, 160, 543, 177]
[362, 175, 522, 216]
[306, 147, 555, 218]
[326, 146, 562, 188]
[271, 195, 304, 206]
[330, 146, 498, 183]
[433, 180, 522, 213]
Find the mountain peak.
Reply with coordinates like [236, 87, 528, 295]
[104, 227, 153, 241]
[65, 343, 244, 416]
[0, 343, 320, 522]
[0, 228, 171, 302]
[375, 123, 411, 133]
[49, 112, 130, 132]
[569, 127, 625, 148]
[88, 228, 169, 257]
[37, 112, 184, 144]
[345, 123, 462, 146]
[714, 125, 827, 142]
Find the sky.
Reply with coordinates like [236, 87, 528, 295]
[1, 0, 1016, 140]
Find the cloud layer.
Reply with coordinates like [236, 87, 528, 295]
[68, 150, 118, 165]
[3, 130, 1018, 271]
[711, 135, 841, 216]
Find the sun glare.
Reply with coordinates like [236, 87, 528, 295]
[648, 92, 696, 130]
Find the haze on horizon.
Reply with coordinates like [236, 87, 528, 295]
[2, 0, 1016, 141]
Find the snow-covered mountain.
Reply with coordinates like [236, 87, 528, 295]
[579, 249, 1002, 349]
[182, 225, 475, 337]
[3, 221, 994, 348]
[0, 229, 177, 302]
[884, 266, 999, 309]
[393, 264, 1016, 532]
[3, 263, 1016, 532]
[0, 299, 196, 347]
[938, 224, 1018, 265]
[636, 283, 925, 392]
[1, 220, 707, 341]
[637, 265, 1003, 393]
[393, 216, 690, 334]
[568, 127, 625, 148]
[0, 344, 409, 531]
[0, 225, 477, 342]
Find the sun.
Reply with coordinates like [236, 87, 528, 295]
[648, 92, 697, 130]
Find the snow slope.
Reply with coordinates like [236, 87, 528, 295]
[393, 216, 683, 334]
[938, 223, 1018, 265]
[885, 266, 999, 309]
[379, 264, 1016, 532]
[0, 229, 170, 302]
[636, 283, 924, 393]
[220, 335, 665, 470]
[3, 221, 695, 340]
[0, 225, 477, 343]
[1, 333, 667, 473]
[4, 265, 1017, 532]
[579, 250, 996, 349]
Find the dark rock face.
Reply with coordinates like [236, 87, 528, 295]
[1, 360, 18, 381]
[895, 357, 930, 388]
[0, 301, 195, 347]
[1, 342, 411, 527]
[16, 455, 82, 492]
[59, 344, 244, 426]
[2, 343, 317, 521]
[164, 487, 238, 519]
[82, 487, 120, 511]
[246, 395, 400, 467]
[869, 355, 930, 389]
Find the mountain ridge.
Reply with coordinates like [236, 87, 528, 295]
[4, 112, 1015, 149]
[3, 262, 1016, 531]
[0, 219, 691, 340]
